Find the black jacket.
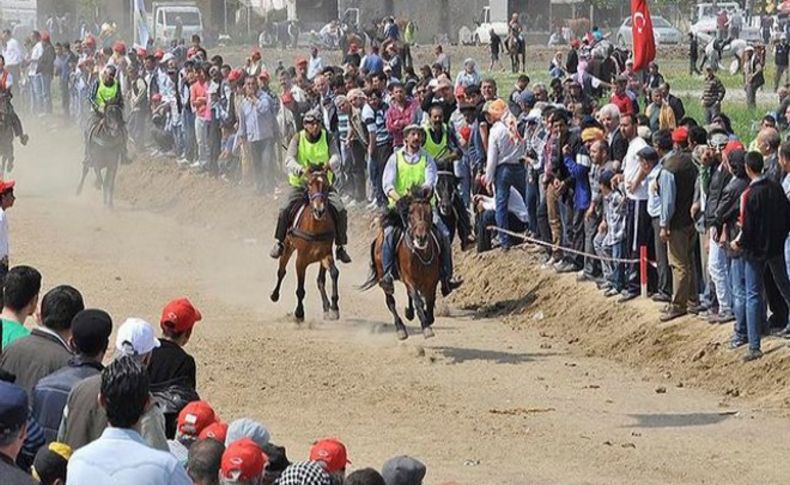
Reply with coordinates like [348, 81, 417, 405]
[704, 163, 732, 229]
[0, 329, 72, 399]
[713, 175, 749, 250]
[0, 452, 36, 485]
[740, 177, 790, 261]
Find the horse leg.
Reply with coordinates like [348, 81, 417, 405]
[317, 266, 331, 317]
[93, 166, 103, 191]
[424, 296, 436, 338]
[411, 288, 429, 332]
[76, 163, 89, 195]
[405, 294, 415, 321]
[294, 254, 307, 322]
[270, 244, 294, 302]
[386, 293, 408, 340]
[328, 260, 340, 320]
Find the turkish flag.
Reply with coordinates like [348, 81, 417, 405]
[631, 0, 656, 71]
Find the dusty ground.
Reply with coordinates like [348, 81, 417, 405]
[9, 121, 790, 484]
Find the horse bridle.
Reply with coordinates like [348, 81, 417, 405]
[400, 201, 436, 266]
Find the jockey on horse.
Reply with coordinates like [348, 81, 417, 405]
[88, 64, 130, 164]
[380, 124, 462, 297]
[270, 110, 352, 264]
[0, 54, 29, 152]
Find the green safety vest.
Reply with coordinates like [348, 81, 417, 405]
[96, 80, 119, 108]
[422, 125, 448, 160]
[389, 149, 428, 208]
[290, 129, 333, 187]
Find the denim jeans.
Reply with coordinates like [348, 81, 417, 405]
[525, 168, 539, 234]
[41, 73, 52, 113]
[369, 144, 392, 207]
[731, 257, 747, 343]
[454, 157, 471, 208]
[249, 138, 276, 193]
[494, 163, 526, 248]
[744, 257, 766, 352]
[708, 233, 732, 314]
[766, 250, 790, 328]
[610, 240, 626, 292]
[31, 74, 43, 113]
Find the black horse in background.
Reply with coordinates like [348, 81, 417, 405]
[77, 104, 125, 208]
[0, 95, 18, 177]
[435, 161, 474, 250]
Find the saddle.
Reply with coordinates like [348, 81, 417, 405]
[287, 198, 337, 242]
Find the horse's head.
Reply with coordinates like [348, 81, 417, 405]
[103, 104, 123, 137]
[435, 164, 455, 218]
[404, 186, 433, 251]
[305, 164, 329, 220]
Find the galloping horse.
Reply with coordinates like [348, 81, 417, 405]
[77, 104, 124, 207]
[504, 33, 525, 73]
[435, 163, 460, 244]
[361, 188, 441, 340]
[271, 165, 340, 322]
[0, 95, 17, 177]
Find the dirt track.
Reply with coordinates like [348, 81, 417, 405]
[10, 121, 790, 484]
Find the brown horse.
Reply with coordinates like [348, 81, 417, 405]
[270, 166, 340, 322]
[360, 188, 440, 340]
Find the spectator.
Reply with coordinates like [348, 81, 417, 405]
[66, 357, 191, 483]
[454, 59, 481, 90]
[31, 309, 112, 444]
[278, 461, 331, 485]
[310, 438, 349, 482]
[596, 170, 628, 296]
[701, 66, 726, 124]
[385, 83, 418, 149]
[0, 180, 16, 282]
[0, 380, 35, 484]
[0, 285, 84, 398]
[168, 400, 218, 465]
[775, 34, 789, 92]
[188, 438, 224, 485]
[648, 131, 674, 303]
[347, 468, 385, 485]
[688, 33, 700, 75]
[0, 265, 41, 352]
[381, 455, 426, 485]
[743, 46, 764, 110]
[220, 438, 267, 484]
[58, 318, 168, 451]
[237, 75, 278, 194]
[361, 45, 384, 76]
[199, 420, 228, 443]
[30, 442, 71, 485]
[225, 418, 270, 450]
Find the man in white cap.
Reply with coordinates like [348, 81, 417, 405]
[57, 318, 168, 451]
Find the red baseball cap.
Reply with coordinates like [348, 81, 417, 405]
[0, 179, 15, 194]
[160, 297, 202, 333]
[83, 35, 96, 47]
[177, 400, 216, 437]
[199, 421, 228, 443]
[671, 126, 688, 143]
[309, 438, 350, 473]
[221, 439, 268, 481]
[259, 70, 270, 81]
[41, 32, 50, 42]
[251, 48, 261, 59]
[295, 57, 308, 66]
[154, 48, 165, 59]
[722, 140, 745, 157]
[228, 68, 243, 82]
[187, 47, 198, 58]
[136, 47, 147, 57]
[113, 41, 126, 54]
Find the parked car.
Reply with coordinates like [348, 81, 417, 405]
[616, 16, 682, 47]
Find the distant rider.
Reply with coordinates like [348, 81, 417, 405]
[88, 64, 130, 164]
[0, 53, 29, 152]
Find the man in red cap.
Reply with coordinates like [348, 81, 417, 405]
[148, 298, 202, 435]
[221, 438, 267, 484]
[310, 438, 350, 482]
[247, 48, 264, 79]
[0, 179, 14, 279]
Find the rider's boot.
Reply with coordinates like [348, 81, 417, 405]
[335, 246, 352, 264]
[270, 242, 284, 259]
[270, 208, 290, 259]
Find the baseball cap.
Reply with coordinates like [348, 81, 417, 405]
[251, 48, 261, 58]
[0, 179, 15, 193]
[722, 140, 745, 157]
[199, 420, 228, 443]
[599, 170, 615, 186]
[228, 68, 243, 82]
[518, 89, 535, 107]
[225, 418, 271, 449]
[115, 318, 160, 356]
[302, 111, 320, 123]
[113, 41, 126, 53]
[32, 442, 72, 484]
[71, 309, 113, 356]
[177, 400, 217, 438]
[154, 48, 165, 59]
[221, 438, 268, 481]
[160, 298, 202, 334]
[295, 57, 308, 66]
[309, 438, 350, 473]
[672, 126, 689, 143]
[381, 455, 427, 485]
[0, 381, 27, 433]
[637, 146, 659, 162]
[402, 124, 423, 136]
[161, 52, 175, 63]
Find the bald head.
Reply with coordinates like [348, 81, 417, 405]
[758, 127, 781, 156]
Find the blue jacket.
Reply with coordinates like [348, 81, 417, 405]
[31, 357, 103, 444]
[563, 147, 592, 211]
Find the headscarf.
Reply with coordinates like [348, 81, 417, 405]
[276, 461, 331, 485]
[484, 99, 522, 144]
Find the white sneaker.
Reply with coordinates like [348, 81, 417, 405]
[177, 158, 190, 166]
[540, 257, 557, 270]
[189, 162, 202, 169]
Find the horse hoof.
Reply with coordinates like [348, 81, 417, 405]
[422, 327, 435, 339]
[294, 308, 305, 322]
[405, 308, 415, 321]
[270, 292, 280, 302]
[324, 309, 339, 321]
[396, 329, 408, 341]
[294, 314, 304, 323]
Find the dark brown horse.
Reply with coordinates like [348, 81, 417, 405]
[271, 165, 340, 322]
[77, 104, 124, 207]
[361, 188, 440, 340]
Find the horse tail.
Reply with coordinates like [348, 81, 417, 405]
[357, 239, 379, 292]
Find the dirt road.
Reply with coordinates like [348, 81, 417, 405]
[10, 122, 790, 484]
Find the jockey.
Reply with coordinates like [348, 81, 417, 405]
[89, 64, 130, 164]
[0, 54, 28, 147]
[270, 110, 351, 264]
[422, 103, 474, 250]
[380, 124, 462, 296]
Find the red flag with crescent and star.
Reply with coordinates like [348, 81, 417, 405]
[631, 0, 656, 71]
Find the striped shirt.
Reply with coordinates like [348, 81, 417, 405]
[337, 112, 350, 140]
[362, 103, 392, 147]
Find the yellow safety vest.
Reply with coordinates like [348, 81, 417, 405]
[389, 149, 428, 208]
[422, 125, 448, 160]
[290, 129, 333, 187]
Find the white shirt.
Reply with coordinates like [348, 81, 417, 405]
[28, 41, 43, 76]
[623, 136, 649, 201]
[480, 187, 529, 223]
[0, 208, 9, 258]
[3, 38, 23, 67]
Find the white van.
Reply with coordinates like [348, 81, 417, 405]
[150, 2, 203, 45]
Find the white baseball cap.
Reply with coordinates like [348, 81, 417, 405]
[115, 318, 161, 356]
